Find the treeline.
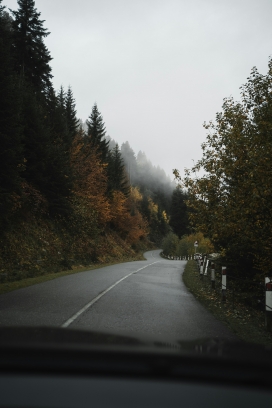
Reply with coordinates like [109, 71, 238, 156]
[0, 0, 181, 278]
[175, 58, 272, 280]
[162, 232, 213, 258]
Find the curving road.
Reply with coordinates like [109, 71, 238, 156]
[0, 250, 234, 340]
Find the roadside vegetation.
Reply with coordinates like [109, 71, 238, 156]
[0, 251, 146, 296]
[162, 232, 213, 258]
[170, 58, 272, 345]
[174, 57, 272, 283]
[183, 261, 272, 346]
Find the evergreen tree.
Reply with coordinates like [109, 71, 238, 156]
[43, 86, 73, 217]
[120, 141, 137, 184]
[169, 188, 189, 238]
[9, 0, 53, 94]
[0, 0, 3, 14]
[20, 88, 50, 192]
[107, 144, 130, 196]
[65, 86, 79, 140]
[86, 103, 109, 161]
[0, 1, 23, 228]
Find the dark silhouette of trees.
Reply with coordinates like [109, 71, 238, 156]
[169, 188, 189, 238]
[0, 0, 23, 228]
[9, 0, 53, 94]
[86, 103, 109, 162]
[107, 144, 130, 196]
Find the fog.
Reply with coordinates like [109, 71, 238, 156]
[3, 0, 272, 178]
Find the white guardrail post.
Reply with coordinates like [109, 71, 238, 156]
[200, 259, 203, 279]
[222, 266, 227, 302]
[265, 277, 272, 331]
[211, 262, 215, 288]
[204, 259, 209, 276]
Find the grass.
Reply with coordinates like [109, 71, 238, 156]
[0, 253, 146, 296]
[183, 260, 272, 346]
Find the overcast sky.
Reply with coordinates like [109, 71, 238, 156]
[3, 0, 272, 178]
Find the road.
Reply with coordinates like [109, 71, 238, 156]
[0, 250, 234, 340]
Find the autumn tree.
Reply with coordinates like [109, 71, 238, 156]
[71, 132, 111, 228]
[109, 188, 148, 245]
[175, 58, 272, 277]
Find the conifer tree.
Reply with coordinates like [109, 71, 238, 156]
[9, 0, 53, 94]
[169, 188, 188, 238]
[107, 144, 130, 196]
[65, 86, 79, 140]
[86, 103, 109, 162]
[120, 141, 138, 184]
[43, 86, 73, 217]
[0, 1, 23, 228]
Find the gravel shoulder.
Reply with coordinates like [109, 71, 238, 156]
[182, 260, 272, 346]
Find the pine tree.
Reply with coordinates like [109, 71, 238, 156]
[43, 86, 73, 217]
[86, 103, 109, 162]
[9, 0, 53, 94]
[169, 188, 188, 238]
[20, 88, 51, 192]
[65, 86, 79, 140]
[107, 144, 130, 196]
[120, 141, 138, 184]
[0, 1, 23, 228]
[0, 0, 3, 13]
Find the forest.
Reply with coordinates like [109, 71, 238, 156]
[0, 0, 190, 281]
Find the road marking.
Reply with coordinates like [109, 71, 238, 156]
[61, 261, 160, 328]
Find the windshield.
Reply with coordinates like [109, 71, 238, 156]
[1, 0, 272, 352]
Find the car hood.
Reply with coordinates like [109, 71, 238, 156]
[0, 325, 271, 360]
[1, 326, 272, 388]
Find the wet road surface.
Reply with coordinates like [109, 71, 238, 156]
[0, 250, 234, 340]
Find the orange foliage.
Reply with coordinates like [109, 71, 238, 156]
[110, 189, 148, 244]
[71, 134, 111, 226]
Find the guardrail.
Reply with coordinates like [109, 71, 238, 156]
[161, 251, 272, 331]
[193, 254, 272, 332]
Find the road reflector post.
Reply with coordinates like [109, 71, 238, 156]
[211, 262, 215, 288]
[204, 259, 209, 276]
[265, 277, 272, 331]
[202, 256, 206, 273]
[200, 260, 204, 279]
[197, 256, 201, 271]
[222, 266, 227, 302]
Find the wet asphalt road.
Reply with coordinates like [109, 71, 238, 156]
[0, 250, 234, 340]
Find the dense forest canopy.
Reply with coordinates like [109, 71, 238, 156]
[0, 0, 187, 279]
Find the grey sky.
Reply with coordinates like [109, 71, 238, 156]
[4, 0, 272, 178]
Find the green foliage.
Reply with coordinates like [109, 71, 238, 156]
[86, 103, 109, 162]
[162, 232, 179, 256]
[0, 3, 23, 228]
[177, 233, 214, 257]
[169, 188, 189, 238]
[9, 0, 52, 93]
[175, 57, 272, 277]
[65, 86, 79, 140]
[107, 144, 130, 196]
[162, 231, 213, 257]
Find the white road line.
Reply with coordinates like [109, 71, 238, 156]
[61, 261, 159, 328]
